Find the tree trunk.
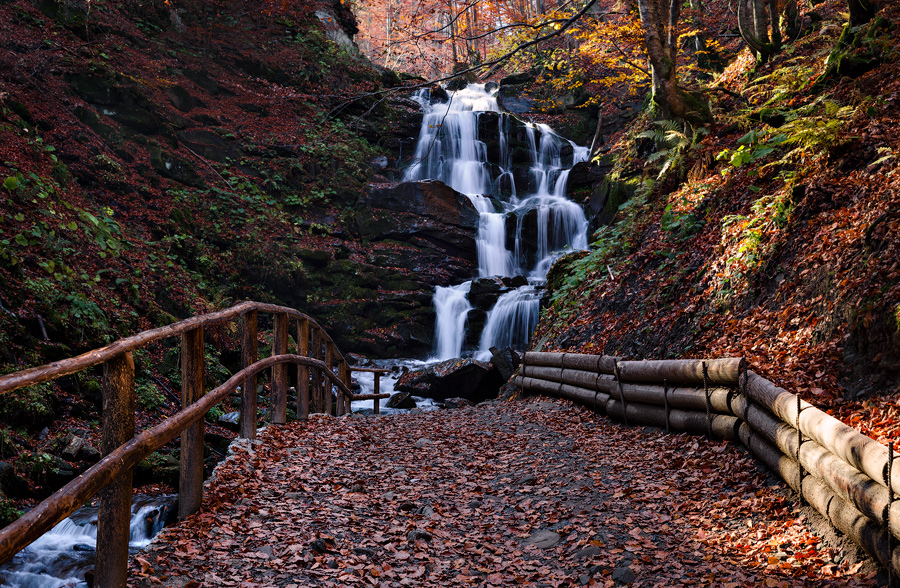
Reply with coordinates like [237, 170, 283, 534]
[849, 0, 878, 27]
[635, 0, 709, 122]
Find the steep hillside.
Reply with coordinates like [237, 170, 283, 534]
[0, 0, 452, 514]
[537, 0, 900, 437]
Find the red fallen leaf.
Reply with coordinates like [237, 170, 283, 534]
[394, 550, 411, 560]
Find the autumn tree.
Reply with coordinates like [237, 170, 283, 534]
[635, 0, 711, 122]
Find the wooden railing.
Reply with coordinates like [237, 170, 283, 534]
[0, 301, 389, 587]
[515, 352, 900, 578]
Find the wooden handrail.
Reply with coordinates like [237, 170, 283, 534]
[0, 301, 378, 588]
[0, 302, 341, 395]
[0, 354, 348, 566]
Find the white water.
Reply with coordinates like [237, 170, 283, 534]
[349, 359, 439, 413]
[405, 84, 589, 358]
[0, 496, 176, 588]
[433, 281, 473, 360]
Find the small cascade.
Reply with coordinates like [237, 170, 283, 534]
[0, 496, 176, 588]
[433, 282, 473, 360]
[408, 84, 589, 358]
[476, 286, 542, 359]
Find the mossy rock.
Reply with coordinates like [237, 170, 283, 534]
[150, 149, 204, 187]
[297, 248, 331, 268]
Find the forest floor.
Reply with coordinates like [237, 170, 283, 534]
[127, 398, 882, 588]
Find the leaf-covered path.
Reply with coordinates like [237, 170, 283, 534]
[128, 398, 879, 587]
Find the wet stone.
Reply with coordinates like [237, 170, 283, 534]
[524, 530, 560, 548]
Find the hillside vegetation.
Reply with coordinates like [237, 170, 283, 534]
[535, 0, 899, 437]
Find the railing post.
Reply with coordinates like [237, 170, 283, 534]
[96, 352, 134, 588]
[297, 319, 309, 420]
[374, 372, 381, 415]
[271, 313, 289, 424]
[324, 342, 334, 416]
[311, 329, 322, 413]
[335, 360, 345, 417]
[179, 327, 205, 520]
[239, 310, 258, 439]
[341, 362, 351, 415]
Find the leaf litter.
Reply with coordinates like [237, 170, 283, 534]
[127, 398, 879, 587]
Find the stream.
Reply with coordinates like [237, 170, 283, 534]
[0, 496, 176, 588]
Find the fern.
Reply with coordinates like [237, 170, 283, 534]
[639, 121, 708, 180]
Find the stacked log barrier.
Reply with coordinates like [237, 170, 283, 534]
[515, 352, 900, 577]
[0, 301, 388, 587]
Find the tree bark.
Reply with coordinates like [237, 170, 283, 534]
[849, 0, 878, 27]
[635, 0, 707, 121]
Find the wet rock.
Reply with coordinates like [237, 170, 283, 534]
[175, 129, 239, 163]
[524, 529, 560, 548]
[407, 529, 432, 542]
[442, 397, 475, 409]
[498, 84, 536, 114]
[165, 84, 199, 112]
[468, 277, 505, 311]
[612, 562, 635, 584]
[414, 437, 432, 448]
[567, 159, 614, 193]
[490, 346, 521, 381]
[398, 502, 418, 512]
[363, 180, 480, 229]
[61, 435, 85, 460]
[396, 358, 504, 402]
[217, 411, 240, 431]
[386, 391, 417, 409]
[500, 71, 536, 85]
[574, 545, 602, 560]
[353, 547, 376, 557]
[150, 149, 204, 187]
[257, 545, 275, 560]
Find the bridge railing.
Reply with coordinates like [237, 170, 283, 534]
[515, 352, 900, 578]
[0, 301, 388, 587]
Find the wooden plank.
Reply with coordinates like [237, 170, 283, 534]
[96, 352, 135, 588]
[0, 354, 348, 567]
[297, 319, 310, 421]
[239, 310, 258, 439]
[179, 327, 205, 521]
[270, 313, 289, 424]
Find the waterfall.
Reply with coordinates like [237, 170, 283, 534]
[408, 84, 589, 359]
[476, 286, 542, 358]
[0, 496, 176, 588]
[433, 282, 472, 360]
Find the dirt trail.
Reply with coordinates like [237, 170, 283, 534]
[127, 398, 879, 587]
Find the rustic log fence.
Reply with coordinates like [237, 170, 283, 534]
[0, 301, 389, 587]
[514, 352, 900, 579]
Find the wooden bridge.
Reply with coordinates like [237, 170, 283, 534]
[0, 302, 389, 587]
[0, 303, 899, 586]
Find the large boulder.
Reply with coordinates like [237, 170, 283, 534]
[363, 180, 480, 229]
[396, 358, 504, 402]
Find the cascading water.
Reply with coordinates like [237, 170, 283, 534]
[0, 496, 176, 588]
[405, 84, 590, 358]
[433, 281, 473, 360]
